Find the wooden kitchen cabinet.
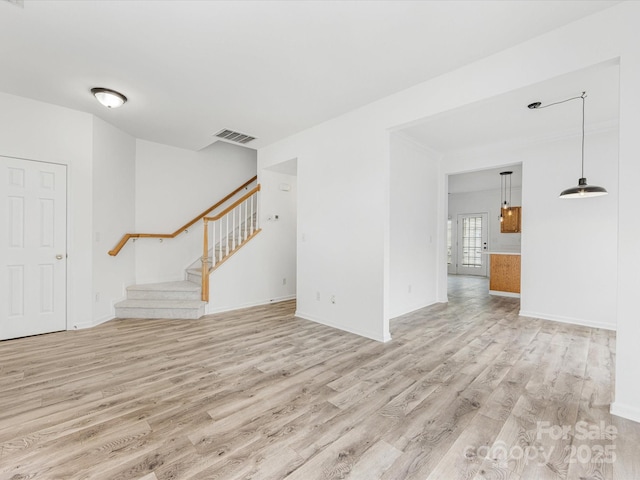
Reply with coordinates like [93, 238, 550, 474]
[501, 206, 521, 233]
[489, 254, 521, 294]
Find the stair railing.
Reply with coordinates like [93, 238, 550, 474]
[201, 185, 261, 301]
[108, 176, 257, 256]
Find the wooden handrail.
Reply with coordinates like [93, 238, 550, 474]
[203, 184, 261, 222]
[108, 175, 257, 256]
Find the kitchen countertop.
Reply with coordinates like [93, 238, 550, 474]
[482, 251, 521, 255]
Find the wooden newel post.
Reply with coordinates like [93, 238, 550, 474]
[202, 219, 209, 302]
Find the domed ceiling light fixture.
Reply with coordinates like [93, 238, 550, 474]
[527, 91, 607, 198]
[91, 87, 127, 109]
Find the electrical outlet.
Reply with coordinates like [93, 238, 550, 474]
[330, 295, 336, 304]
[316, 291, 320, 301]
[282, 278, 287, 286]
[95, 292, 100, 303]
[408, 284, 412, 293]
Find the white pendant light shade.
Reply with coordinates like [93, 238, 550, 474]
[91, 87, 127, 108]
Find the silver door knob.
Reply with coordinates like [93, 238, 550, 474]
[56, 254, 64, 260]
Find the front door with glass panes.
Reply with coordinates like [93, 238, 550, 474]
[456, 213, 488, 276]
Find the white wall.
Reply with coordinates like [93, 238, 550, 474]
[614, 37, 640, 423]
[258, 2, 640, 420]
[92, 117, 136, 324]
[134, 140, 256, 283]
[0, 92, 94, 329]
[260, 116, 390, 342]
[388, 133, 441, 319]
[521, 132, 618, 330]
[207, 167, 297, 313]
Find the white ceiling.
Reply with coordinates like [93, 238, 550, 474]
[449, 165, 522, 195]
[0, 0, 621, 151]
[411, 60, 619, 194]
[401, 60, 620, 154]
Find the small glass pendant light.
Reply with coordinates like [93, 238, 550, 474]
[500, 171, 512, 221]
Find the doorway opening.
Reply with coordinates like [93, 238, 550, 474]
[446, 165, 522, 298]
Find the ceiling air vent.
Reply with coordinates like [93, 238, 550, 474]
[215, 129, 256, 145]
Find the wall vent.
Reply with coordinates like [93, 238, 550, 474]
[214, 129, 256, 145]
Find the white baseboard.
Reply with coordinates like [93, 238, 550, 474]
[489, 290, 520, 298]
[610, 402, 640, 424]
[69, 295, 126, 331]
[69, 320, 94, 330]
[389, 299, 440, 320]
[69, 314, 114, 330]
[519, 310, 616, 331]
[206, 294, 296, 315]
[93, 314, 116, 327]
[294, 310, 391, 343]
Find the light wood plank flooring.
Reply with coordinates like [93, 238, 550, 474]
[1, 276, 639, 479]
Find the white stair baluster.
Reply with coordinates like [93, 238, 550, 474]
[209, 220, 214, 267]
[225, 213, 229, 257]
[240, 204, 243, 241]
[216, 218, 222, 262]
[217, 220, 222, 263]
[250, 193, 254, 234]
[255, 193, 258, 230]
[242, 200, 246, 241]
[232, 206, 236, 250]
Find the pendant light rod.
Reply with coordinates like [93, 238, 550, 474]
[527, 91, 607, 198]
[580, 91, 586, 180]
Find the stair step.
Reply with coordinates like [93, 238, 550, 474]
[126, 281, 201, 300]
[114, 299, 205, 319]
[186, 271, 201, 284]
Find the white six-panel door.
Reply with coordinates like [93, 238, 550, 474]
[0, 157, 67, 340]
